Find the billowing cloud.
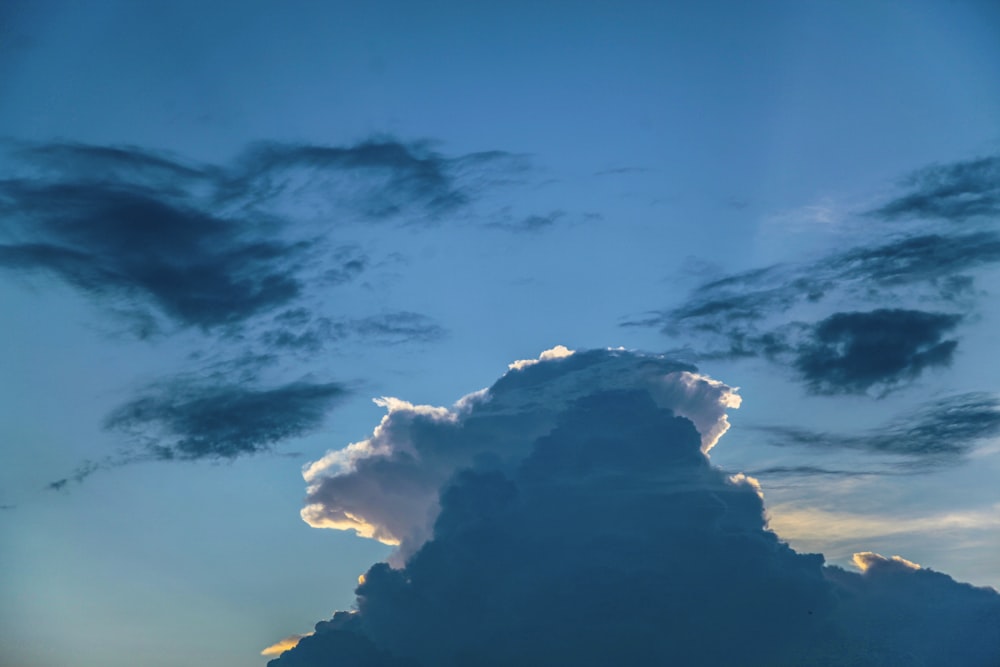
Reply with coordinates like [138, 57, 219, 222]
[872, 154, 1000, 222]
[300, 347, 739, 554]
[755, 391, 1000, 462]
[272, 348, 1000, 666]
[261, 633, 314, 658]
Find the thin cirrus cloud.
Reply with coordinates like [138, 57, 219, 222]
[753, 392, 1000, 463]
[260, 311, 447, 355]
[871, 154, 1000, 222]
[266, 348, 1000, 666]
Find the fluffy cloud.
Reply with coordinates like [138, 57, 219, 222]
[300, 347, 739, 554]
[275, 349, 1000, 666]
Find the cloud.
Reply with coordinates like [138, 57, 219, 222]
[261, 633, 314, 658]
[624, 229, 1000, 392]
[487, 209, 565, 233]
[260, 311, 446, 354]
[755, 391, 1000, 462]
[0, 138, 521, 335]
[794, 309, 961, 394]
[0, 179, 307, 332]
[103, 378, 346, 461]
[300, 347, 739, 555]
[220, 139, 525, 221]
[271, 349, 1000, 666]
[769, 503, 1000, 546]
[872, 155, 1000, 222]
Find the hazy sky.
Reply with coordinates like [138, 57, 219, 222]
[2, 2, 1000, 666]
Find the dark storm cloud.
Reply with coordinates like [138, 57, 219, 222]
[270, 350, 1000, 666]
[756, 392, 1000, 462]
[794, 309, 961, 394]
[104, 379, 346, 461]
[872, 155, 1000, 222]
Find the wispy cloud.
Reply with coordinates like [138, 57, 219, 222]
[103, 379, 347, 461]
[872, 154, 1000, 222]
[754, 392, 1000, 462]
[0, 138, 522, 336]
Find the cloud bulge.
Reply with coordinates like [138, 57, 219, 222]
[273, 348, 1000, 666]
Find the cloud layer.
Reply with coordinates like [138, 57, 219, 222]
[269, 349, 1000, 666]
[624, 154, 1000, 395]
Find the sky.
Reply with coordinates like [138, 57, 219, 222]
[1, 1, 1000, 665]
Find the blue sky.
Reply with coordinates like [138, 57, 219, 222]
[2, 2, 1000, 665]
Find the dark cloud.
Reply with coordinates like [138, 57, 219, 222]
[794, 309, 961, 394]
[624, 229, 1000, 392]
[271, 350, 1000, 666]
[756, 391, 1000, 463]
[0, 138, 521, 334]
[872, 155, 1000, 222]
[104, 378, 346, 461]
[830, 232, 1000, 291]
[0, 180, 307, 331]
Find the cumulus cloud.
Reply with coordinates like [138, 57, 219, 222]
[300, 347, 739, 554]
[261, 633, 314, 658]
[275, 349, 1000, 666]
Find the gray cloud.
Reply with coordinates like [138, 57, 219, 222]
[872, 155, 1000, 222]
[0, 180, 307, 332]
[260, 311, 446, 354]
[0, 139, 521, 335]
[624, 230, 1000, 393]
[269, 350, 1000, 666]
[755, 392, 1000, 462]
[794, 309, 961, 394]
[103, 379, 346, 461]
